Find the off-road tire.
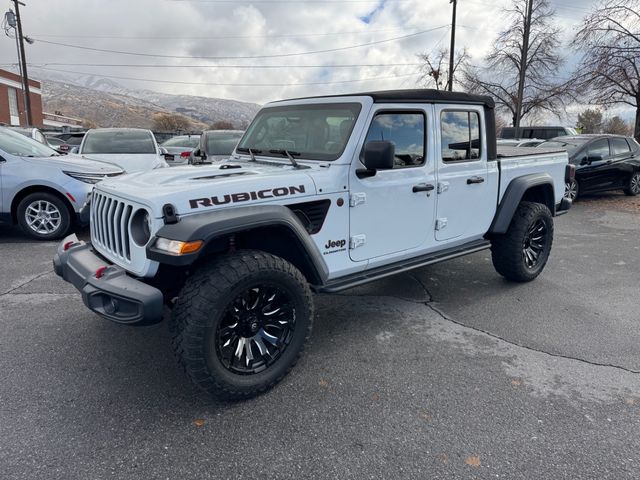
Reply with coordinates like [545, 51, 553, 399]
[17, 192, 72, 240]
[490, 201, 554, 283]
[170, 250, 313, 400]
[623, 172, 640, 196]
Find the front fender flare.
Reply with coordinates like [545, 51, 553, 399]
[146, 204, 329, 283]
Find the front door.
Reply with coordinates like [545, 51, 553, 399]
[348, 107, 436, 262]
[434, 107, 495, 242]
[578, 138, 614, 192]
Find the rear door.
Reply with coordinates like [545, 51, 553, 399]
[434, 107, 495, 242]
[609, 137, 635, 187]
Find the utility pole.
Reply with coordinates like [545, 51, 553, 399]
[514, 0, 534, 132]
[12, 0, 32, 126]
[447, 0, 457, 92]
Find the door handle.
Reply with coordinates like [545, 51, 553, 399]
[412, 183, 435, 193]
[467, 176, 485, 184]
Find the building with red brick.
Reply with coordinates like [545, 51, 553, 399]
[0, 68, 43, 127]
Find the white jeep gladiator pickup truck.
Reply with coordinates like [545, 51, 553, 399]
[54, 90, 573, 399]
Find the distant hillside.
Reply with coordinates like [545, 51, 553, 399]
[36, 70, 261, 130]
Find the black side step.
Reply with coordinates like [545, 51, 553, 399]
[316, 240, 491, 293]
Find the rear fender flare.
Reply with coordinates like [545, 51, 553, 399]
[489, 174, 555, 234]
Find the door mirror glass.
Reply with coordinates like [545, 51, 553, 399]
[363, 140, 395, 170]
[587, 154, 604, 163]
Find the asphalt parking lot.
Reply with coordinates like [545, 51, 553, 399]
[1, 194, 640, 479]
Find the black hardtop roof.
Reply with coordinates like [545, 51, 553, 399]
[278, 89, 495, 109]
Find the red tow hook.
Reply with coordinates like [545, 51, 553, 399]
[95, 266, 108, 279]
[63, 241, 76, 251]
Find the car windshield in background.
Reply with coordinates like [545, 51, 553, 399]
[0, 128, 58, 157]
[162, 135, 200, 148]
[237, 103, 362, 161]
[538, 139, 588, 157]
[83, 130, 156, 154]
[207, 132, 243, 155]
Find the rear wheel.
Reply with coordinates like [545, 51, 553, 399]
[491, 201, 554, 282]
[624, 172, 640, 196]
[17, 192, 72, 240]
[170, 250, 313, 400]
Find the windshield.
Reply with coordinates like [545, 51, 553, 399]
[82, 130, 156, 154]
[237, 103, 361, 161]
[162, 135, 200, 148]
[538, 139, 588, 157]
[0, 128, 59, 157]
[206, 131, 243, 155]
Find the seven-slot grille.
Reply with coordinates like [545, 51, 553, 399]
[91, 191, 135, 262]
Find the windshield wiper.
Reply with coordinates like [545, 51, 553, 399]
[268, 149, 306, 169]
[236, 147, 262, 162]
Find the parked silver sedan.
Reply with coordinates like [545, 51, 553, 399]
[0, 128, 123, 240]
[161, 134, 200, 166]
[190, 130, 244, 165]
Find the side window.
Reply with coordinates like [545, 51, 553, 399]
[611, 137, 631, 155]
[441, 111, 481, 161]
[588, 139, 610, 159]
[364, 112, 425, 168]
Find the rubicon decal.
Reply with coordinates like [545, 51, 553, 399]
[189, 185, 306, 208]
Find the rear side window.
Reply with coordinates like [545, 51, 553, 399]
[611, 137, 631, 155]
[441, 111, 481, 161]
[588, 139, 610, 159]
[364, 112, 425, 168]
[500, 127, 515, 139]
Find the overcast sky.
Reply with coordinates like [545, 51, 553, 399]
[0, 0, 600, 111]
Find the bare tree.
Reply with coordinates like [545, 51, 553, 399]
[417, 48, 469, 91]
[577, 108, 604, 133]
[603, 115, 634, 135]
[210, 120, 235, 130]
[571, 0, 640, 141]
[152, 113, 192, 132]
[462, 0, 571, 128]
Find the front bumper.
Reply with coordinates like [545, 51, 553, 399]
[53, 234, 164, 325]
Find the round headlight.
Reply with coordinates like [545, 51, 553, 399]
[131, 209, 152, 246]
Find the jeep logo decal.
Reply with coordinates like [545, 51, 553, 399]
[324, 239, 346, 249]
[189, 185, 306, 209]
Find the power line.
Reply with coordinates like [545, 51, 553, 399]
[32, 26, 448, 60]
[26, 27, 408, 40]
[11, 62, 421, 69]
[35, 66, 421, 87]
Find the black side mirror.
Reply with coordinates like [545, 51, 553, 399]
[585, 154, 603, 165]
[363, 140, 395, 170]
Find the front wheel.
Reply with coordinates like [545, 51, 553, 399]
[490, 201, 554, 283]
[624, 172, 640, 196]
[170, 250, 313, 400]
[564, 179, 579, 201]
[17, 192, 72, 240]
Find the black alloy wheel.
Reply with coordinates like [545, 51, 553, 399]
[522, 218, 549, 269]
[216, 285, 296, 375]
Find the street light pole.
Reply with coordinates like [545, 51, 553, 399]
[448, 0, 457, 92]
[12, 0, 32, 126]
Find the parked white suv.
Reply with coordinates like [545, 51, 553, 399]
[55, 89, 573, 399]
[0, 127, 123, 239]
[77, 128, 168, 173]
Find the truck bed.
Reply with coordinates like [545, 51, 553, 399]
[497, 146, 567, 158]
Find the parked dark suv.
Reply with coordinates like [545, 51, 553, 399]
[538, 135, 640, 199]
[501, 126, 578, 140]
